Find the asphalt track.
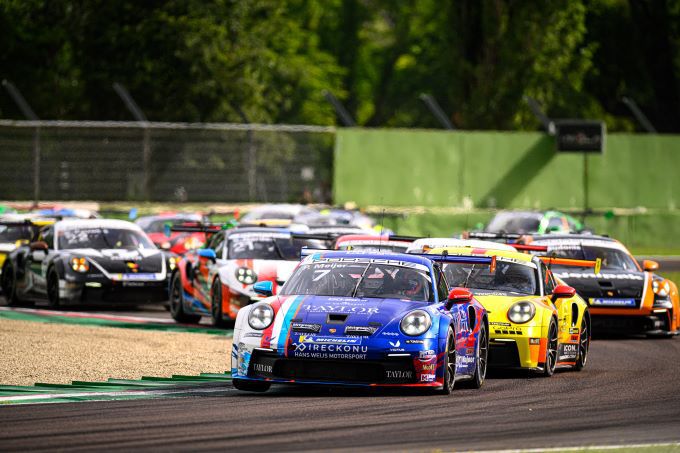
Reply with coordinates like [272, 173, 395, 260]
[1, 337, 679, 451]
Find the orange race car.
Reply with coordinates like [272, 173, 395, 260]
[529, 234, 679, 337]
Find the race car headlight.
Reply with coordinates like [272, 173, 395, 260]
[168, 256, 179, 271]
[400, 310, 431, 336]
[248, 304, 274, 330]
[507, 301, 535, 324]
[69, 257, 89, 273]
[652, 279, 670, 297]
[236, 267, 258, 285]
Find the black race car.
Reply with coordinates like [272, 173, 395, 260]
[1, 219, 178, 307]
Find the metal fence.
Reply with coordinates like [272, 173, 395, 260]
[0, 120, 336, 203]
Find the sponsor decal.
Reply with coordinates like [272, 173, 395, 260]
[344, 325, 377, 335]
[456, 355, 475, 365]
[305, 304, 379, 314]
[559, 343, 578, 361]
[386, 370, 413, 379]
[389, 340, 401, 348]
[120, 273, 157, 280]
[244, 332, 263, 338]
[310, 257, 430, 272]
[529, 338, 541, 345]
[329, 328, 337, 334]
[569, 327, 580, 334]
[382, 331, 399, 337]
[291, 323, 321, 333]
[490, 322, 512, 327]
[298, 336, 361, 345]
[419, 349, 436, 360]
[590, 298, 636, 307]
[294, 343, 368, 354]
[475, 291, 512, 297]
[420, 374, 436, 382]
[420, 363, 436, 371]
[253, 363, 273, 373]
[405, 339, 425, 344]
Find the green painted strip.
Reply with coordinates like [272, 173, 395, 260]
[106, 379, 178, 387]
[0, 309, 233, 337]
[0, 372, 233, 404]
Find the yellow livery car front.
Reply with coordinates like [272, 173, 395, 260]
[427, 247, 591, 376]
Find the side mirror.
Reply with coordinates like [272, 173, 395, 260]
[642, 259, 659, 272]
[446, 287, 473, 309]
[551, 284, 576, 302]
[29, 241, 49, 252]
[253, 281, 274, 297]
[197, 248, 217, 262]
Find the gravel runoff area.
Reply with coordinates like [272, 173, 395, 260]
[0, 318, 232, 386]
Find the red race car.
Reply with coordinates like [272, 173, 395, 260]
[136, 213, 208, 255]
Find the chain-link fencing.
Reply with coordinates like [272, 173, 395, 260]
[0, 120, 336, 203]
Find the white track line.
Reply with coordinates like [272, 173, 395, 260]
[0, 385, 234, 405]
[471, 442, 680, 453]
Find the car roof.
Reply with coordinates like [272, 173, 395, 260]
[428, 246, 535, 263]
[55, 219, 142, 231]
[302, 250, 434, 269]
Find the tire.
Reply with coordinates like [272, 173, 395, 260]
[575, 314, 590, 371]
[467, 322, 489, 389]
[1, 261, 22, 306]
[440, 328, 456, 395]
[169, 273, 201, 324]
[211, 278, 229, 328]
[542, 318, 558, 377]
[46, 268, 61, 308]
[232, 378, 271, 393]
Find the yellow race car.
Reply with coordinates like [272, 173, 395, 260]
[427, 246, 592, 376]
[0, 217, 55, 276]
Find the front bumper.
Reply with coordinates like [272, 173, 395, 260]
[488, 324, 545, 369]
[591, 312, 673, 335]
[60, 277, 169, 304]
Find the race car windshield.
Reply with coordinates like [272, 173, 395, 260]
[58, 228, 156, 251]
[485, 213, 541, 234]
[0, 225, 32, 242]
[281, 262, 433, 302]
[443, 261, 537, 295]
[546, 245, 638, 271]
[228, 237, 325, 260]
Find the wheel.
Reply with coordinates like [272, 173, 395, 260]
[542, 319, 558, 377]
[46, 268, 61, 308]
[232, 378, 271, 393]
[169, 273, 201, 324]
[1, 261, 22, 306]
[211, 278, 229, 328]
[575, 314, 590, 371]
[467, 322, 489, 388]
[440, 328, 456, 395]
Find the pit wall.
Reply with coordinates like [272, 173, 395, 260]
[334, 129, 680, 210]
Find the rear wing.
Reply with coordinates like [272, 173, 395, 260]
[168, 221, 235, 235]
[539, 256, 600, 269]
[464, 232, 546, 252]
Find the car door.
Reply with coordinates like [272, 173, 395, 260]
[437, 265, 474, 375]
[195, 231, 225, 302]
[27, 226, 54, 298]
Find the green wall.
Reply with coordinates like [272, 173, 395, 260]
[334, 129, 680, 210]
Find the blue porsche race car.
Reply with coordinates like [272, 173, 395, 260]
[231, 250, 491, 394]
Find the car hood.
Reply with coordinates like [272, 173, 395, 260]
[552, 268, 645, 300]
[272, 294, 431, 336]
[64, 248, 164, 274]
